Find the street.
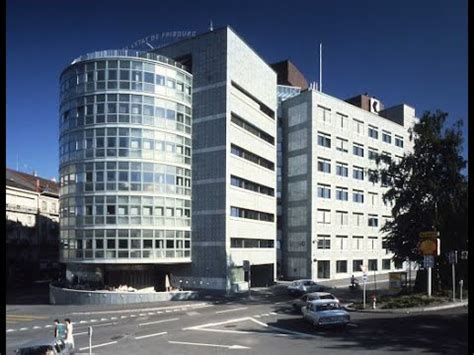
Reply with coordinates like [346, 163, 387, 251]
[6, 283, 468, 355]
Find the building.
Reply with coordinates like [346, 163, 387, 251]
[58, 50, 193, 290]
[153, 26, 278, 292]
[281, 86, 417, 281]
[6, 168, 60, 285]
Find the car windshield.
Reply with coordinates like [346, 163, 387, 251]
[18, 345, 54, 355]
[316, 303, 340, 311]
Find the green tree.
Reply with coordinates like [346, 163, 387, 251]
[371, 110, 467, 290]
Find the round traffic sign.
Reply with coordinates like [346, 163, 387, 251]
[420, 239, 437, 255]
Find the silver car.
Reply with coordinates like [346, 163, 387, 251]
[292, 292, 339, 312]
[15, 337, 72, 355]
[302, 299, 350, 328]
[287, 279, 324, 296]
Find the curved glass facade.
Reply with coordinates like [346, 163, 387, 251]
[59, 51, 192, 264]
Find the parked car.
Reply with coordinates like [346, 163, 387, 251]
[302, 299, 350, 328]
[15, 337, 71, 354]
[287, 279, 324, 296]
[292, 292, 339, 312]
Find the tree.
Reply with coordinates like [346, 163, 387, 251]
[370, 110, 467, 290]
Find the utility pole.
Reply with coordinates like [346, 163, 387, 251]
[319, 43, 323, 92]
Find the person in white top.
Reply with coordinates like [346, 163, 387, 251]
[64, 318, 74, 350]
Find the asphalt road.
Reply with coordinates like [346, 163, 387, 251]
[6, 286, 468, 355]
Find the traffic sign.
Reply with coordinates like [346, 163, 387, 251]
[420, 238, 438, 255]
[362, 273, 368, 282]
[419, 231, 439, 239]
[423, 255, 435, 268]
[448, 251, 458, 264]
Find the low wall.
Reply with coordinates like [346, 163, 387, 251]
[49, 284, 199, 305]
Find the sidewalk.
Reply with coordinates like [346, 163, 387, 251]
[345, 300, 468, 314]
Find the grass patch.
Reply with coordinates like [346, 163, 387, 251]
[350, 293, 450, 310]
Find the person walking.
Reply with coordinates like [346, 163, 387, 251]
[64, 318, 75, 350]
[54, 319, 66, 340]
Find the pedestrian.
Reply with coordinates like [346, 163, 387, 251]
[64, 318, 75, 350]
[54, 319, 66, 340]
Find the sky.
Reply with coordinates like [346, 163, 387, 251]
[6, 0, 468, 179]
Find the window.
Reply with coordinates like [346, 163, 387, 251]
[317, 184, 331, 199]
[230, 175, 274, 196]
[353, 166, 364, 180]
[231, 112, 275, 145]
[336, 211, 348, 225]
[317, 132, 331, 148]
[351, 260, 363, 274]
[317, 235, 331, 249]
[317, 157, 331, 173]
[317, 209, 331, 224]
[382, 259, 391, 270]
[230, 144, 274, 170]
[382, 131, 392, 144]
[353, 190, 364, 203]
[368, 259, 378, 271]
[336, 260, 347, 273]
[230, 238, 275, 248]
[368, 125, 379, 139]
[368, 148, 379, 161]
[368, 215, 379, 227]
[336, 187, 348, 201]
[353, 119, 364, 135]
[352, 236, 363, 250]
[337, 113, 348, 130]
[368, 236, 378, 249]
[336, 235, 348, 250]
[353, 213, 363, 226]
[395, 135, 404, 148]
[318, 106, 331, 124]
[353, 143, 364, 157]
[336, 162, 348, 177]
[369, 192, 378, 206]
[336, 137, 348, 153]
[230, 206, 274, 222]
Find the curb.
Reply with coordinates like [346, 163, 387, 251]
[345, 301, 468, 314]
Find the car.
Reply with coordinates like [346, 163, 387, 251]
[302, 299, 350, 329]
[287, 279, 324, 296]
[292, 292, 339, 312]
[15, 337, 72, 354]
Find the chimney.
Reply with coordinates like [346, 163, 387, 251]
[36, 179, 40, 192]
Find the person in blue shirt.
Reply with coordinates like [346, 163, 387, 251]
[54, 319, 66, 340]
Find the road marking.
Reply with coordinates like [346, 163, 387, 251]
[7, 329, 15, 332]
[111, 317, 118, 320]
[71, 302, 210, 316]
[156, 311, 163, 314]
[138, 318, 179, 327]
[187, 311, 199, 316]
[135, 331, 168, 340]
[74, 331, 89, 336]
[90, 319, 97, 323]
[270, 312, 277, 315]
[165, 310, 172, 313]
[44, 325, 52, 328]
[139, 313, 146, 316]
[19, 328, 28, 331]
[168, 340, 250, 350]
[261, 313, 270, 316]
[79, 341, 118, 351]
[130, 315, 137, 318]
[100, 318, 108, 321]
[184, 317, 251, 330]
[120, 316, 128, 319]
[79, 320, 88, 323]
[6, 315, 48, 320]
[254, 315, 261, 318]
[215, 307, 248, 314]
[147, 312, 155, 315]
[275, 301, 286, 305]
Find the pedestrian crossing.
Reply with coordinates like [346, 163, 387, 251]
[6, 314, 49, 324]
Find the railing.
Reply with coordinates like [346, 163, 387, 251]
[6, 203, 38, 214]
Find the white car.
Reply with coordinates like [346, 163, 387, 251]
[292, 292, 339, 312]
[287, 279, 324, 296]
[302, 299, 350, 328]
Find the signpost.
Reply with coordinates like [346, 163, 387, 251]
[448, 251, 458, 302]
[419, 231, 440, 297]
[459, 280, 463, 302]
[88, 326, 93, 355]
[243, 260, 250, 298]
[360, 265, 367, 309]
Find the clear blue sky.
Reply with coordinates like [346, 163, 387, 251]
[6, 0, 468, 179]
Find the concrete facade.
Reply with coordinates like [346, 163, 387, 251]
[154, 27, 277, 292]
[282, 88, 417, 281]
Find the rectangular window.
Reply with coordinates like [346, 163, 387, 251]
[230, 144, 275, 171]
[336, 137, 348, 153]
[353, 259, 363, 272]
[352, 236, 363, 250]
[368, 148, 379, 161]
[369, 236, 378, 249]
[353, 190, 364, 203]
[317, 209, 331, 224]
[368, 215, 379, 227]
[336, 235, 348, 250]
[353, 143, 364, 157]
[317, 235, 331, 249]
[230, 175, 274, 196]
[368, 125, 379, 139]
[336, 260, 348, 273]
[317, 157, 331, 173]
[382, 259, 391, 270]
[353, 166, 364, 180]
[337, 113, 348, 130]
[317, 132, 331, 148]
[317, 184, 331, 199]
[353, 213, 363, 226]
[336, 187, 348, 201]
[230, 206, 274, 222]
[336, 162, 348, 177]
[231, 81, 275, 119]
[382, 131, 392, 144]
[336, 211, 348, 225]
[368, 259, 378, 271]
[354, 119, 364, 135]
[231, 112, 275, 145]
[318, 106, 331, 124]
[369, 192, 378, 206]
[395, 135, 404, 148]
